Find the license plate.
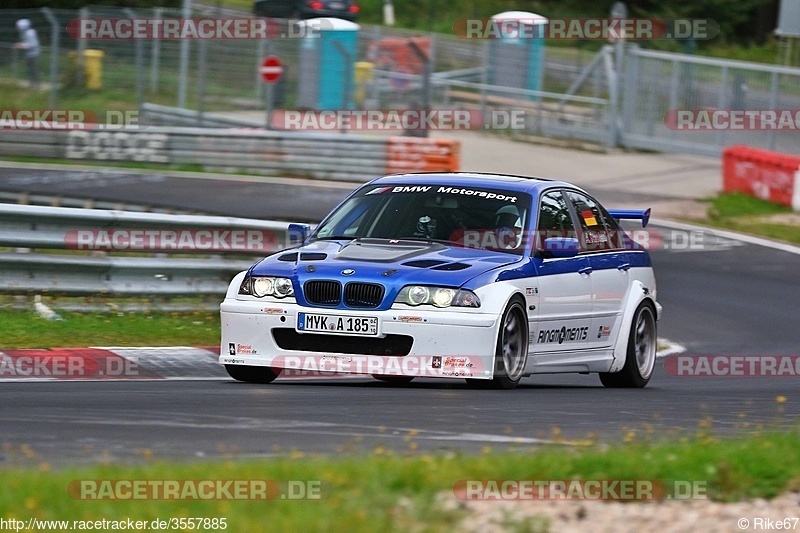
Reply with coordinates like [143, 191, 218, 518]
[329, 2, 345, 9]
[297, 312, 378, 336]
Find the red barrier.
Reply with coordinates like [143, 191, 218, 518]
[386, 137, 460, 173]
[722, 146, 800, 210]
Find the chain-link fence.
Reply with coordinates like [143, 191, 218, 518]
[0, 6, 609, 135]
[621, 45, 800, 156]
[2, 7, 800, 156]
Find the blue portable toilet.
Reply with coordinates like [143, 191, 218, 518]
[296, 18, 360, 110]
[485, 11, 548, 96]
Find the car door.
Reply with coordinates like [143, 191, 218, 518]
[531, 190, 594, 357]
[564, 191, 630, 349]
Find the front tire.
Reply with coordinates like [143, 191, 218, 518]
[466, 297, 528, 390]
[225, 364, 280, 384]
[599, 301, 657, 388]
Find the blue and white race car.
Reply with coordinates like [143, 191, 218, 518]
[220, 172, 661, 389]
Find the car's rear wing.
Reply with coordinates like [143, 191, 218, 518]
[607, 208, 651, 228]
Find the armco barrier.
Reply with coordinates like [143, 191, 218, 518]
[723, 146, 800, 211]
[0, 203, 289, 295]
[0, 127, 460, 182]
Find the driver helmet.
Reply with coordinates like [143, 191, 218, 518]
[494, 205, 521, 229]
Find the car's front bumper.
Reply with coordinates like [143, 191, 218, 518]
[219, 298, 499, 379]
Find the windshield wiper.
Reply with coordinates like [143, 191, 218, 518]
[389, 237, 465, 247]
[401, 237, 523, 254]
[310, 235, 353, 241]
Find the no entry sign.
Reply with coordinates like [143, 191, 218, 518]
[260, 56, 283, 84]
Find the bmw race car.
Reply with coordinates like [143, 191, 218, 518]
[220, 172, 661, 389]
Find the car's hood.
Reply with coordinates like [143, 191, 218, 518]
[249, 238, 521, 292]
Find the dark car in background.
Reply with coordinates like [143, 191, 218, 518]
[253, 0, 360, 21]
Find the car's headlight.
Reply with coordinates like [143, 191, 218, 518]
[407, 285, 430, 306]
[239, 276, 294, 298]
[273, 277, 293, 298]
[252, 277, 274, 297]
[395, 286, 480, 308]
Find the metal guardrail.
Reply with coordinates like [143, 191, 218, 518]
[0, 204, 290, 295]
[0, 126, 390, 182]
[141, 103, 263, 128]
[0, 124, 461, 181]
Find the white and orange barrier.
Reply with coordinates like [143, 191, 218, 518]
[385, 137, 461, 174]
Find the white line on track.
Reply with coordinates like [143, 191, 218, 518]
[651, 218, 800, 256]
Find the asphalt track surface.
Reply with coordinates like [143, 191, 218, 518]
[1, 167, 799, 463]
[0, 166, 351, 220]
[0, 165, 685, 220]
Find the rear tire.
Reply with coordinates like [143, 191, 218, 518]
[599, 301, 656, 388]
[225, 364, 280, 384]
[466, 297, 528, 390]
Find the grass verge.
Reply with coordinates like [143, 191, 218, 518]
[0, 309, 220, 349]
[690, 192, 800, 246]
[1, 432, 799, 531]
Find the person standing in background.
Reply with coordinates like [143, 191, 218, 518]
[15, 19, 41, 90]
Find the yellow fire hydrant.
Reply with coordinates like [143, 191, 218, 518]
[354, 61, 374, 108]
[83, 49, 105, 89]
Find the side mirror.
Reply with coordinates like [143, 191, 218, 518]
[287, 223, 311, 246]
[543, 237, 580, 258]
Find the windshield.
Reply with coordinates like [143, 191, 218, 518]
[311, 184, 532, 254]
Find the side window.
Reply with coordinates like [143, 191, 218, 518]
[536, 190, 576, 250]
[566, 191, 613, 251]
[596, 204, 625, 249]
